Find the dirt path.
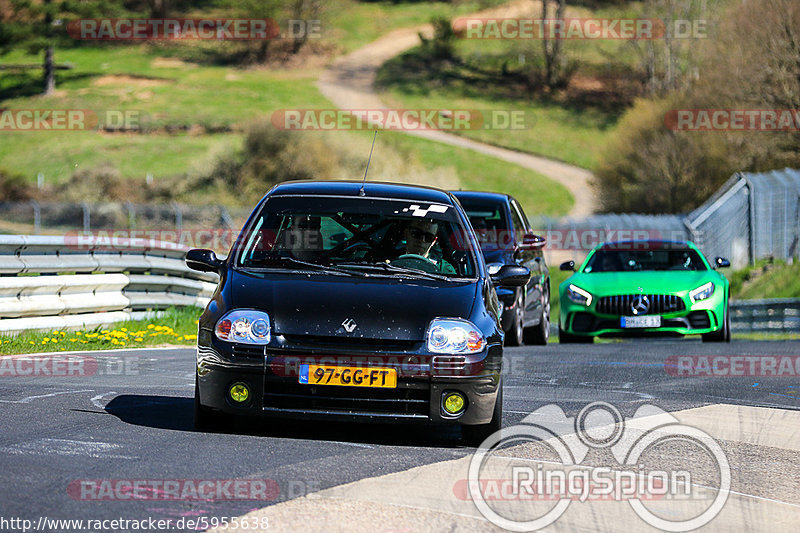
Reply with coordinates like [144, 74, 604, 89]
[316, 0, 597, 217]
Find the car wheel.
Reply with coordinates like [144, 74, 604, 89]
[194, 376, 224, 431]
[558, 323, 593, 344]
[524, 289, 550, 345]
[505, 292, 524, 347]
[462, 380, 503, 447]
[702, 304, 731, 343]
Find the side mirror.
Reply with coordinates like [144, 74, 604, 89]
[714, 257, 730, 269]
[559, 260, 575, 272]
[186, 248, 223, 273]
[520, 232, 546, 249]
[491, 264, 530, 287]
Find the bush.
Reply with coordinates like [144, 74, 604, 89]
[0, 169, 34, 201]
[594, 97, 735, 213]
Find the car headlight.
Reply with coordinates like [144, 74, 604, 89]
[215, 310, 271, 344]
[566, 284, 593, 306]
[426, 319, 485, 354]
[487, 262, 503, 275]
[690, 282, 715, 303]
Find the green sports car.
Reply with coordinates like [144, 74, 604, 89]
[558, 240, 731, 343]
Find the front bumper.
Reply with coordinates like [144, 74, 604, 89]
[559, 292, 726, 337]
[196, 331, 502, 426]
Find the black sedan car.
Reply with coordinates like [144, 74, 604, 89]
[451, 191, 550, 345]
[186, 181, 530, 443]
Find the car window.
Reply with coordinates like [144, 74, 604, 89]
[458, 199, 510, 249]
[236, 196, 477, 278]
[508, 203, 525, 241]
[584, 248, 708, 272]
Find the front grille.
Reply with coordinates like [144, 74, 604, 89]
[431, 355, 467, 374]
[263, 378, 430, 416]
[232, 344, 265, 360]
[596, 294, 685, 315]
[281, 334, 417, 352]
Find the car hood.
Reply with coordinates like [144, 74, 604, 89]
[565, 270, 720, 296]
[229, 270, 478, 340]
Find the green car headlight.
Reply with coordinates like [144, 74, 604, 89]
[690, 282, 715, 303]
[567, 284, 593, 306]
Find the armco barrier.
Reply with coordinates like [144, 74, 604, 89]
[0, 235, 219, 335]
[729, 299, 800, 333]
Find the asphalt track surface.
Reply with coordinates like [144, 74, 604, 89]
[1, 339, 799, 532]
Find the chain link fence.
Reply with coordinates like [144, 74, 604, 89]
[532, 168, 800, 269]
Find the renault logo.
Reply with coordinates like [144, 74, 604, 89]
[631, 295, 650, 316]
[341, 318, 358, 333]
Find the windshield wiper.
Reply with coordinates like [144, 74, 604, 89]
[336, 261, 452, 281]
[241, 256, 362, 277]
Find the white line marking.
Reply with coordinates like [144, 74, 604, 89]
[0, 389, 93, 404]
[0, 438, 138, 459]
[90, 391, 117, 409]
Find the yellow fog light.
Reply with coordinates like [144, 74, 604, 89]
[443, 392, 466, 415]
[229, 382, 250, 403]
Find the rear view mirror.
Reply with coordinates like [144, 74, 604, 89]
[520, 233, 546, 249]
[186, 248, 224, 273]
[714, 257, 730, 269]
[491, 264, 530, 287]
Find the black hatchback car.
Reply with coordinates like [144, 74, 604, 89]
[451, 191, 550, 345]
[186, 181, 530, 443]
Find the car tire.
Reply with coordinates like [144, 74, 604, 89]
[524, 288, 550, 346]
[505, 292, 525, 347]
[194, 376, 224, 431]
[702, 304, 731, 343]
[558, 323, 594, 344]
[462, 381, 503, 447]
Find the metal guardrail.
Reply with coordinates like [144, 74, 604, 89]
[0, 235, 219, 335]
[730, 299, 800, 333]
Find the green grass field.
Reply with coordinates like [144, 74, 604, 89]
[0, 307, 200, 355]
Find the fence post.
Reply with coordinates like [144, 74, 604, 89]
[30, 200, 41, 235]
[81, 202, 90, 232]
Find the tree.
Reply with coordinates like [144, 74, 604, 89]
[1, 0, 125, 96]
[542, 0, 567, 89]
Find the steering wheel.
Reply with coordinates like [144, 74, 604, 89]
[340, 242, 372, 260]
[391, 253, 439, 274]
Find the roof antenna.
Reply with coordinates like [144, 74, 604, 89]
[359, 130, 377, 197]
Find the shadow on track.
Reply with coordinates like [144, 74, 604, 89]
[104, 394, 466, 448]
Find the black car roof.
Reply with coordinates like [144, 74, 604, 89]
[450, 190, 510, 203]
[269, 180, 455, 204]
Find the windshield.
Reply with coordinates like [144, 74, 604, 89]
[235, 196, 477, 278]
[457, 199, 510, 250]
[584, 247, 708, 272]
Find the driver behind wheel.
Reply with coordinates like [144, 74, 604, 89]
[394, 219, 456, 274]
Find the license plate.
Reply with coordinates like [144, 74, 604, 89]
[620, 316, 662, 328]
[298, 364, 397, 388]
